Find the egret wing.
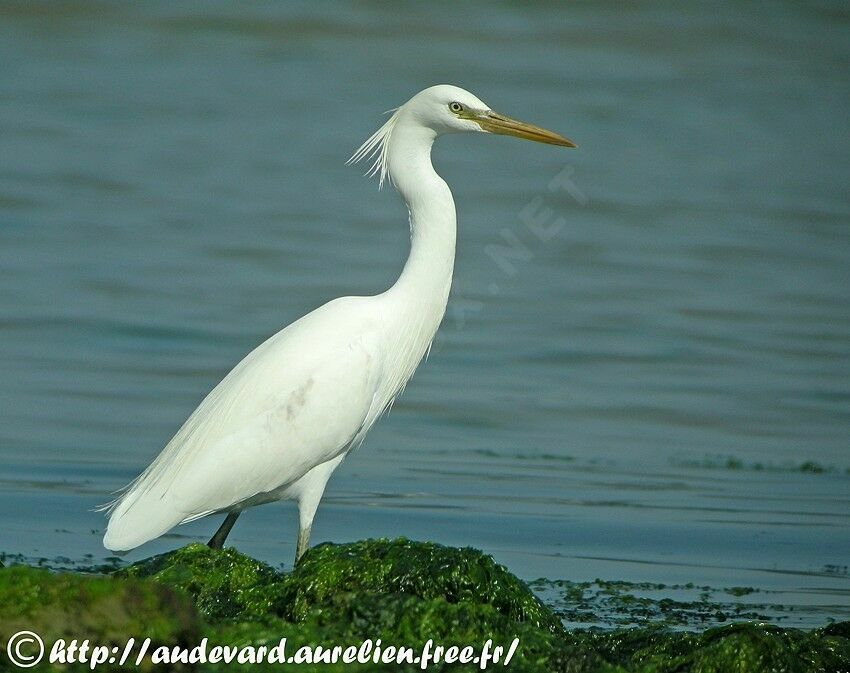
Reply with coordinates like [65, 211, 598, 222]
[103, 296, 382, 551]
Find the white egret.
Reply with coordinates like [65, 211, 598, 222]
[102, 85, 575, 562]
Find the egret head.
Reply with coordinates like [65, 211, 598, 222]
[349, 84, 575, 187]
[405, 85, 576, 147]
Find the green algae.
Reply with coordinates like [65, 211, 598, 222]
[560, 622, 850, 672]
[530, 577, 801, 630]
[208, 595, 577, 673]
[118, 539, 568, 671]
[0, 565, 200, 671]
[281, 538, 563, 632]
[0, 566, 198, 641]
[120, 538, 561, 631]
[1, 539, 848, 672]
[670, 454, 850, 475]
[118, 543, 286, 622]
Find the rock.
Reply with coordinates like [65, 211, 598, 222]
[2, 540, 848, 672]
[0, 565, 199, 671]
[119, 542, 285, 622]
[120, 538, 569, 671]
[282, 537, 563, 632]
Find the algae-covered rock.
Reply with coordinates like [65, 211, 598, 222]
[112, 540, 850, 672]
[0, 565, 199, 671]
[670, 622, 850, 673]
[118, 538, 570, 671]
[3, 540, 849, 672]
[209, 595, 580, 673]
[119, 543, 287, 622]
[120, 538, 561, 631]
[284, 593, 579, 672]
[563, 621, 850, 672]
[284, 538, 563, 633]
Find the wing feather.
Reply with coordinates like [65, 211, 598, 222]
[103, 297, 382, 551]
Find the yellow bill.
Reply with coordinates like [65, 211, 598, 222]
[473, 111, 576, 148]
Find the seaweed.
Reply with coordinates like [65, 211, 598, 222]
[1, 539, 847, 672]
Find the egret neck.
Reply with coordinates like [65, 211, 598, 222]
[384, 120, 457, 361]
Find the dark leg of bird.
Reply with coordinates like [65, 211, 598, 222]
[208, 511, 240, 549]
[295, 525, 311, 565]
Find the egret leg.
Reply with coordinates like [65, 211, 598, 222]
[295, 525, 311, 565]
[290, 454, 346, 565]
[208, 511, 240, 550]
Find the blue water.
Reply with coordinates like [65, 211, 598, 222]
[1, 1, 848, 628]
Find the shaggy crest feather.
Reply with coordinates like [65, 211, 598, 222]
[346, 108, 400, 188]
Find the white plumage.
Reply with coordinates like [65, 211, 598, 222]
[102, 85, 574, 560]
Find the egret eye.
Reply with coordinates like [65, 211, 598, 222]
[449, 102, 464, 113]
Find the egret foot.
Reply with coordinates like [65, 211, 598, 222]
[295, 525, 311, 565]
[207, 511, 240, 550]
